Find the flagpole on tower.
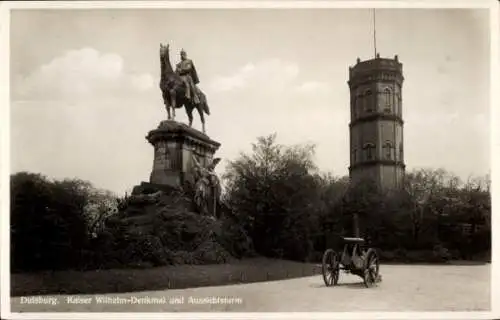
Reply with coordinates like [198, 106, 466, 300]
[373, 8, 377, 58]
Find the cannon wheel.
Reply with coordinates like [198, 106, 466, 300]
[322, 249, 340, 287]
[363, 248, 380, 288]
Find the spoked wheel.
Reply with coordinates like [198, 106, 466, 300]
[363, 248, 380, 288]
[322, 249, 340, 287]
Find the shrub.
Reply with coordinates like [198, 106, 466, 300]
[215, 214, 254, 259]
[194, 239, 232, 264]
[10, 173, 90, 272]
[379, 250, 397, 262]
[432, 244, 451, 262]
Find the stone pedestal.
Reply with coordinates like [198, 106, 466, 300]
[146, 120, 221, 189]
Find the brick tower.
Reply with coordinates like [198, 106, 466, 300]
[348, 54, 405, 189]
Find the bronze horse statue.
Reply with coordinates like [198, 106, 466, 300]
[159, 43, 210, 133]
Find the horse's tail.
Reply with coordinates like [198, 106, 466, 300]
[203, 102, 210, 115]
[196, 90, 210, 115]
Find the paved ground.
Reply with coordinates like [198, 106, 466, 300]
[10, 264, 490, 312]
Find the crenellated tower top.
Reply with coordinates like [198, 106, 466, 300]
[348, 55, 404, 88]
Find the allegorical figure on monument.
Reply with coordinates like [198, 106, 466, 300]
[191, 155, 222, 218]
[175, 49, 201, 105]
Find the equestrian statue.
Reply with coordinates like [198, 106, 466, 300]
[159, 43, 211, 133]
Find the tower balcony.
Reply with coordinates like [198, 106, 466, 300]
[349, 112, 404, 128]
[349, 159, 406, 171]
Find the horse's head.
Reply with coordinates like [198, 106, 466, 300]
[159, 43, 169, 58]
[159, 43, 176, 77]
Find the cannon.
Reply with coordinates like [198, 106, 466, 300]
[321, 237, 381, 288]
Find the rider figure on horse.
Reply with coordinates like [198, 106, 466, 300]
[175, 49, 201, 104]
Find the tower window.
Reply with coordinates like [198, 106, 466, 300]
[364, 90, 373, 113]
[383, 88, 392, 113]
[352, 148, 357, 162]
[383, 141, 393, 160]
[363, 143, 375, 160]
[398, 94, 402, 116]
[399, 143, 404, 161]
[354, 95, 361, 118]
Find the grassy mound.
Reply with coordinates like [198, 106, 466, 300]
[85, 188, 253, 270]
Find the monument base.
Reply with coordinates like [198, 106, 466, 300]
[131, 181, 179, 196]
[146, 120, 221, 190]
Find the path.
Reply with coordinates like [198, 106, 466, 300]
[10, 264, 490, 312]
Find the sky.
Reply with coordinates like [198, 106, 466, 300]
[8, 7, 491, 196]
